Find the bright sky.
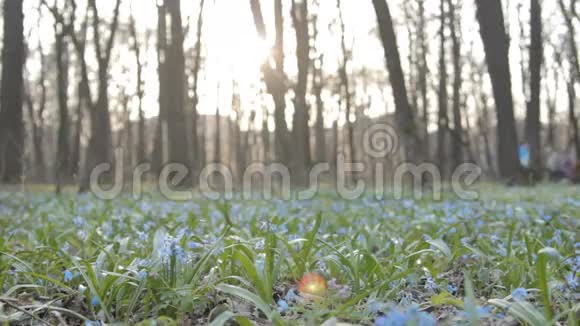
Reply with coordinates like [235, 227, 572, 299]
[22, 0, 576, 132]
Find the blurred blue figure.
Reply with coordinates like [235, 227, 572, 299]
[519, 144, 530, 168]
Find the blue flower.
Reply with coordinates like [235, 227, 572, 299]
[85, 321, 101, 326]
[73, 216, 85, 228]
[91, 295, 99, 307]
[63, 270, 73, 282]
[187, 241, 202, 249]
[565, 272, 578, 290]
[277, 299, 289, 313]
[367, 300, 383, 314]
[447, 284, 458, 295]
[511, 288, 528, 301]
[284, 288, 297, 302]
[375, 310, 407, 326]
[138, 269, 147, 280]
[424, 277, 437, 292]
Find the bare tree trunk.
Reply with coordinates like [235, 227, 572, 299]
[481, 96, 495, 174]
[129, 9, 146, 164]
[70, 11, 89, 181]
[372, 0, 423, 163]
[55, 27, 71, 191]
[470, 54, 496, 175]
[313, 56, 326, 164]
[291, 0, 311, 184]
[448, 0, 464, 169]
[475, 0, 520, 180]
[545, 69, 557, 148]
[71, 81, 83, 179]
[568, 80, 580, 155]
[525, 0, 543, 173]
[311, 7, 326, 164]
[75, 0, 121, 192]
[214, 85, 221, 164]
[249, 0, 290, 165]
[165, 0, 191, 169]
[122, 93, 133, 171]
[232, 83, 245, 181]
[338, 0, 355, 165]
[191, 0, 206, 179]
[0, 0, 25, 183]
[558, 0, 580, 83]
[25, 39, 47, 180]
[437, 0, 449, 176]
[418, 0, 430, 156]
[261, 110, 270, 163]
[153, 3, 168, 173]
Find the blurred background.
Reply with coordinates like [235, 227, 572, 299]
[0, 0, 578, 191]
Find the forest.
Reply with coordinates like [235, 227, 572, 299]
[0, 0, 578, 325]
[0, 0, 577, 189]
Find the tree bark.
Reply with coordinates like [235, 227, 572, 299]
[475, 0, 520, 180]
[0, 0, 25, 183]
[153, 3, 168, 173]
[165, 0, 191, 168]
[73, 0, 121, 192]
[338, 0, 355, 165]
[311, 7, 326, 164]
[437, 0, 449, 175]
[249, 0, 290, 165]
[55, 24, 71, 190]
[129, 9, 146, 164]
[568, 80, 580, 155]
[448, 0, 464, 169]
[191, 0, 206, 179]
[372, 0, 423, 163]
[525, 0, 543, 172]
[418, 0, 430, 156]
[558, 0, 579, 83]
[291, 0, 311, 184]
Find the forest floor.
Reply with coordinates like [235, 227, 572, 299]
[0, 185, 578, 325]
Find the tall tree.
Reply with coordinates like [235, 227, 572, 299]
[153, 3, 168, 172]
[311, 5, 326, 164]
[372, 0, 423, 163]
[164, 0, 190, 168]
[474, 0, 520, 180]
[448, 0, 464, 169]
[0, 0, 25, 183]
[567, 76, 579, 155]
[558, 0, 579, 83]
[417, 0, 430, 155]
[291, 0, 311, 183]
[191, 0, 206, 179]
[337, 0, 355, 164]
[58, 0, 122, 192]
[54, 0, 72, 190]
[525, 0, 543, 172]
[437, 0, 449, 174]
[250, 0, 291, 165]
[545, 66, 558, 149]
[128, 5, 146, 165]
[25, 40, 47, 180]
[70, 9, 89, 179]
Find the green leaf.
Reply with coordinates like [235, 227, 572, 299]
[463, 273, 479, 326]
[209, 311, 234, 326]
[216, 283, 274, 319]
[489, 299, 549, 326]
[536, 247, 560, 321]
[427, 239, 452, 258]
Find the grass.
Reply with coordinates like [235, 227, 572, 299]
[0, 185, 578, 325]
